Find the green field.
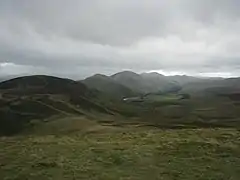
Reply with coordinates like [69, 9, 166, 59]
[0, 124, 240, 180]
[144, 94, 182, 102]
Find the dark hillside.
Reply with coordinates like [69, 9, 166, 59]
[0, 75, 90, 97]
[0, 75, 112, 135]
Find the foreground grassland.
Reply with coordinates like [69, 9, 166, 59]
[0, 127, 240, 180]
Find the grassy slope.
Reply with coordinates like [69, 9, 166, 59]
[0, 126, 239, 180]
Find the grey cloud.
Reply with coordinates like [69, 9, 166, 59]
[0, 0, 240, 77]
[2, 0, 240, 45]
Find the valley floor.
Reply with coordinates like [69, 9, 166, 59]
[0, 125, 240, 180]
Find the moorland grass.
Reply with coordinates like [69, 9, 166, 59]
[0, 127, 239, 180]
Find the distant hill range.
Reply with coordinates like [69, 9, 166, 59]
[82, 70, 240, 98]
[82, 71, 211, 95]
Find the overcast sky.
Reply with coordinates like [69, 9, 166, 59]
[0, 0, 240, 79]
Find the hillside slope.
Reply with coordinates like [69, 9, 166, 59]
[167, 75, 206, 85]
[0, 75, 112, 135]
[141, 72, 181, 93]
[82, 74, 137, 98]
[111, 71, 146, 93]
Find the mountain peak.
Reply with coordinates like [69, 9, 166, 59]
[92, 74, 109, 79]
[111, 71, 139, 77]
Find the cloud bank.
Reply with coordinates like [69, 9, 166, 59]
[0, 0, 240, 78]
